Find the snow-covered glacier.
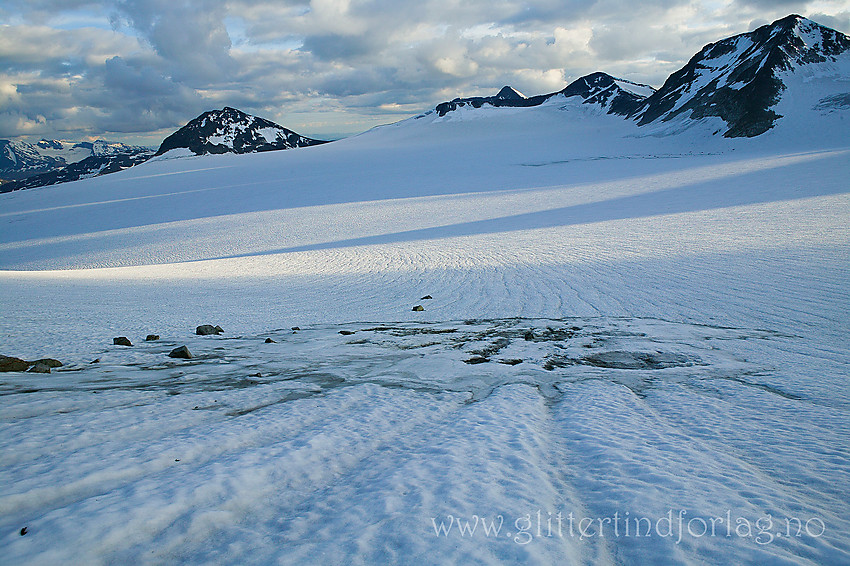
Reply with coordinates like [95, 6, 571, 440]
[1, 39, 849, 564]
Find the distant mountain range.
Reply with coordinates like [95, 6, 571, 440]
[2, 14, 847, 193]
[0, 110, 327, 193]
[434, 74, 655, 117]
[0, 139, 153, 182]
[429, 15, 850, 138]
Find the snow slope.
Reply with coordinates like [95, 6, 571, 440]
[0, 93, 849, 564]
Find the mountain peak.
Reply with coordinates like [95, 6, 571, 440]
[155, 107, 328, 156]
[632, 13, 850, 136]
[495, 86, 525, 100]
[559, 72, 655, 115]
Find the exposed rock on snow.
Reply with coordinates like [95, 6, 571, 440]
[168, 346, 192, 359]
[0, 355, 30, 372]
[196, 325, 223, 336]
[112, 337, 132, 346]
[28, 361, 53, 373]
[145, 335, 159, 341]
[0, 356, 62, 373]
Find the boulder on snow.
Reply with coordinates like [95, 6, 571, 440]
[0, 355, 30, 372]
[412, 305, 425, 312]
[338, 330, 355, 336]
[145, 334, 160, 341]
[196, 325, 223, 336]
[169, 346, 192, 359]
[264, 337, 276, 343]
[30, 358, 62, 373]
[113, 337, 132, 346]
[420, 295, 432, 300]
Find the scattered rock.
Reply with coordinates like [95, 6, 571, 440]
[291, 326, 301, 331]
[523, 331, 535, 341]
[339, 330, 355, 336]
[90, 358, 100, 364]
[464, 356, 490, 364]
[412, 305, 425, 312]
[113, 337, 132, 346]
[34, 358, 62, 368]
[28, 362, 53, 374]
[264, 338, 276, 343]
[420, 295, 433, 300]
[20, 527, 27, 536]
[168, 346, 192, 359]
[250, 372, 262, 377]
[196, 324, 223, 336]
[145, 334, 160, 341]
[499, 359, 524, 365]
[0, 355, 31, 372]
[214, 325, 224, 333]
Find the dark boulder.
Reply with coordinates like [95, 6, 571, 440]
[196, 325, 223, 336]
[113, 337, 132, 346]
[29, 358, 62, 373]
[0, 355, 30, 372]
[168, 346, 192, 359]
[412, 305, 425, 312]
[145, 334, 160, 341]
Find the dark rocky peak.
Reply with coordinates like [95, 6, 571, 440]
[632, 15, 850, 136]
[36, 139, 65, 150]
[558, 72, 655, 115]
[155, 107, 329, 157]
[495, 86, 526, 100]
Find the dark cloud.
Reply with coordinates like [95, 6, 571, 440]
[300, 34, 382, 61]
[111, 0, 236, 82]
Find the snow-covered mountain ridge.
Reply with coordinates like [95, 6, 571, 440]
[632, 14, 850, 136]
[155, 107, 328, 157]
[0, 138, 151, 182]
[432, 72, 656, 117]
[433, 15, 849, 137]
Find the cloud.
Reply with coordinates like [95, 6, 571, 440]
[2, 0, 850, 143]
[808, 11, 850, 32]
[110, 0, 236, 82]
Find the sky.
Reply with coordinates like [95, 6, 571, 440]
[1, 0, 849, 145]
